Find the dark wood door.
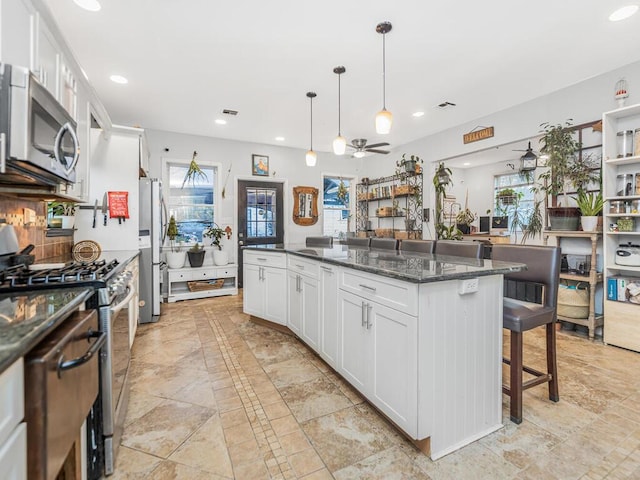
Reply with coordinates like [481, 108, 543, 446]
[237, 180, 284, 287]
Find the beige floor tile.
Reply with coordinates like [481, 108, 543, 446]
[280, 375, 353, 423]
[263, 400, 291, 420]
[279, 429, 311, 456]
[220, 407, 250, 429]
[121, 398, 213, 458]
[224, 421, 256, 446]
[168, 415, 233, 477]
[109, 446, 162, 480]
[123, 391, 164, 427]
[233, 459, 271, 480]
[147, 459, 227, 479]
[302, 406, 394, 472]
[229, 437, 262, 467]
[270, 414, 300, 437]
[288, 448, 326, 477]
[264, 357, 323, 388]
[334, 446, 430, 480]
[300, 468, 335, 480]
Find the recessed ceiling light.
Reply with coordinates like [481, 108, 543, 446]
[73, 0, 101, 12]
[275, 136, 285, 141]
[215, 119, 227, 125]
[609, 5, 639, 21]
[109, 74, 128, 84]
[463, 162, 471, 166]
[412, 111, 425, 117]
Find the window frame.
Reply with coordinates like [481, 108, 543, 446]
[161, 156, 221, 248]
[493, 171, 535, 232]
[321, 173, 356, 239]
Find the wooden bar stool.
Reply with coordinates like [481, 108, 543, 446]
[492, 244, 561, 424]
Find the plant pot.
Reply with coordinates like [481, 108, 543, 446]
[456, 223, 471, 234]
[580, 216, 599, 232]
[213, 249, 229, 266]
[403, 160, 416, 173]
[499, 196, 516, 205]
[54, 215, 75, 229]
[548, 207, 580, 231]
[166, 251, 186, 269]
[187, 250, 206, 268]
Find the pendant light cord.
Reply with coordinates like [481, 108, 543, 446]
[310, 95, 313, 151]
[338, 73, 342, 135]
[382, 33, 386, 109]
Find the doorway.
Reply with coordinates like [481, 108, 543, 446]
[237, 180, 284, 287]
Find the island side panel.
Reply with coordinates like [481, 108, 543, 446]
[418, 274, 503, 460]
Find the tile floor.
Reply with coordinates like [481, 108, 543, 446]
[114, 293, 640, 479]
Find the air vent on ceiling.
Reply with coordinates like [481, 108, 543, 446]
[437, 101, 456, 108]
[222, 109, 238, 116]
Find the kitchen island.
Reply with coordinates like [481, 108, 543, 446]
[243, 244, 525, 459]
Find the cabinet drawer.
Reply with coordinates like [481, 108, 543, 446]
[604, 300, 640, 352]
[169, 267, 235, 282]
[340, 270, 418, 316]
[0, 359, 24, 448]
[244, 250, 286, 268]
[287, 255, 319, 278]
[0, 423, 26, 480]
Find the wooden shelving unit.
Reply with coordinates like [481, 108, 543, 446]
[543, 230, 603, 340]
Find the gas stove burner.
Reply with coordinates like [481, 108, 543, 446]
[0, 259, 120, 292]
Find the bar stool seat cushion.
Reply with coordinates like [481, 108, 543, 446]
[503, 298, 556, 333]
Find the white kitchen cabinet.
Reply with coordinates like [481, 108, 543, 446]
[602, 103, 640, 352]
[0, 0, 35, 67]
[287, 256, 320, 349]
[34, 15, 58, 97]
[166, 265, 237, 302]
[58, 56, 77, 118]
[319, 264, 339, 367]
[0, 359, 26, 479]
[338, 287, 418, 435]
[243, 251, 287, 325]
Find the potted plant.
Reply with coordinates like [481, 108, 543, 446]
[496, 188, 517, 205]
[165, 215, 185, 268]
[455, 190, 476, 234]
[203, 224, 233, 265]
[182, 150, 208, 188]
[574, 190, 603, 232]
[48, 202, 77, 229]
[433, 162, 453, 239]
[336, 179, 349, 205]
[396, 154, 423, 174]
[187, 242, 206, 267]
[538, 120, 598, 230]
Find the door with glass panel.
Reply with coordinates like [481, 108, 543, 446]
[237, 180, 284, 287]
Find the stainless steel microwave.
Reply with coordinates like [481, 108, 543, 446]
[0, 63, 79, 186]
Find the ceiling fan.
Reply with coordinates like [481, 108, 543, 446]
[347, 138, 390, 158]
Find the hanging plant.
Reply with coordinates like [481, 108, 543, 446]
[182, 150, 208, 188]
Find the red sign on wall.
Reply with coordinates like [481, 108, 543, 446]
[108, 191, 129, 219]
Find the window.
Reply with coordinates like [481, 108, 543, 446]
[166, 161, 217, 244]
[246, 187, 276, 238]
[494, 172, 534, 231]
[323, 176, 352, 238]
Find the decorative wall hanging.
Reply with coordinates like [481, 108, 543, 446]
[292, 186, 318, 226]
[252, 154, 269, 176]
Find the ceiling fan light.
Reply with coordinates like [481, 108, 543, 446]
[306, 150, 317, 166]
[333, 135, 347, 155]
[353, 151, 366, 158]
[375, 108, 393, 135]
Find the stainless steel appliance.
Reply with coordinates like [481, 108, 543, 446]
[0, 63, 79, 186]
[0, 258, 136, 478]
[25, 309, 105, 480]
[616, 243, 640, 267]
[138, 177, 166, 323]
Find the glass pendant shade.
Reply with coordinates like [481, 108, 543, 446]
[353, 151, 366, 159]
[375, 108, 393, 135]
[333, 135, 347, 155]
[306, 150, 317, 166]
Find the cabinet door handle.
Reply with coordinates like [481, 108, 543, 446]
[361, 301, 367, 327]
[296, 275, 300, 292]
[359, 283, 377, 292]
[320, 266, 333, 273]
[259, 266, 264, 281]
[366, 304, 373, 329]
[257, 257, 267, 261]
[295, 264, 305, 270]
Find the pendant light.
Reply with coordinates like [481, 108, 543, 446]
[305, 92, 317, 167]
[375, 21, 393, 135]
[519, 141, 538, 172]
[332, 66, 347, 155]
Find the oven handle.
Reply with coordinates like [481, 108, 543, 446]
[110, 284, 136, 317]
[57, 330, 107, 378]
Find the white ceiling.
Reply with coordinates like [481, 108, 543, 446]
[44, 0, 640, 155]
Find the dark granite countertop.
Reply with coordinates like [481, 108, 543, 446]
[0, 287, 94, 373]
[244, 244, 526, 283]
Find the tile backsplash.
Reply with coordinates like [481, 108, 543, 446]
[0, 195, 73, 261]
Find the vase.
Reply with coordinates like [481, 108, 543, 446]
[548, 207, 580, 231]
[166, 251, 185, 269]
[213, 249, 229, 266]
[55, 215, 75, 229]
[188, 250, 206, 268]
[580, 216, 599, 232]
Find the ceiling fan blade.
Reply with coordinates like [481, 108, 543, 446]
[365, 142, 390, 149]
[366, 149, 390, 154]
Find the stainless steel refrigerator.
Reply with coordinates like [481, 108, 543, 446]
[138, 177, 165, 323]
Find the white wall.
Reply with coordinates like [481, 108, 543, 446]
[145, 130, 373, 248]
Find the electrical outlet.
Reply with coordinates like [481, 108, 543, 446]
[23, 208, 36, 226]
[458, 277, 479, 295]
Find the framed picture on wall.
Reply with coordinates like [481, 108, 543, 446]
[252, 154, 269, 176]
